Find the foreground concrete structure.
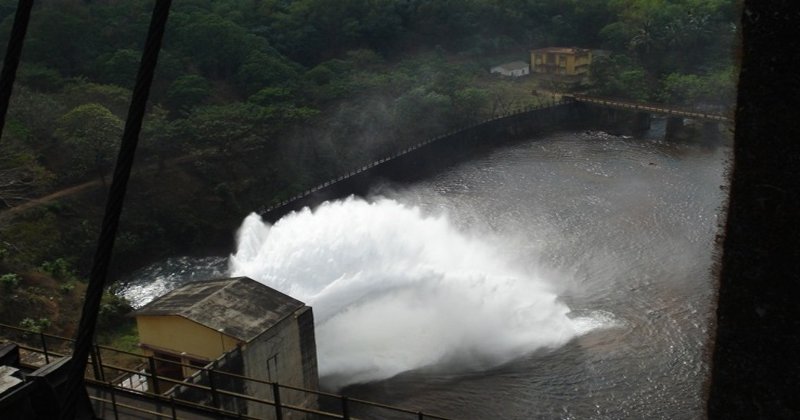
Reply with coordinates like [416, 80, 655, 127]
[706, 1, 800, 418]
[132, 277, 319, 418]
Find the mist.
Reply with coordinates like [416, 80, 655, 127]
[229, 196, 584, 389]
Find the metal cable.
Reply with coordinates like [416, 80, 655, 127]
[59, 1, 173, 418]
[0, 0, 35, 142]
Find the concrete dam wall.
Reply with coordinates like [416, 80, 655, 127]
[259, 101, 575, 223]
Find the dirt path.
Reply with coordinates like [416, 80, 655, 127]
[4, 180, 102, 215]
[2, 154, 203, 216]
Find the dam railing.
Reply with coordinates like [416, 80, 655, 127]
[259, 98, 573, 217]
[0, 322, 467, 420]
[258, 94, 731, 220]
[572, 94, 732, 122]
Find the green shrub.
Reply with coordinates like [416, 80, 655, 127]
[26, 286, 45, 295]
[0, 274, 21, 292]
[98, 292, 133, 332]
[18, 317, 50, 333]
[19, 317, 39, 331]
[40, 258, 75, 279]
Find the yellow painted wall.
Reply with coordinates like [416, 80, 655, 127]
[136, 316, 240, 361]
[530, 50, 592, 76]
[571, 51, 592, 75]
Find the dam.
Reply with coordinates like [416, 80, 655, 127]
[121, 121, 731, 419]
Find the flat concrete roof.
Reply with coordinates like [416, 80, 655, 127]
[131, 277, 306, 342]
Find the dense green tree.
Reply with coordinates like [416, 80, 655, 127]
[23, 2, 98, 76]
[95, 49, 141, 88]
[394, 86, 453, 139]
[658, 67, 737, 109]
[234, 50, 304, 96]
[166, 75, 211, 112]
[268, 0, 405, 65]
[182, 103, 276, 155]
[7, 86, 66, 148]
[54, 103, 124, 186]
[401, 0, 477, 49]
[60, 82, 133, 119]
[585, 55, 650, 101]
[452, 87, 491, 125]
[14, 63, 66, 93]
[486, 80, 529, 115]
[248, 88, 320, 123]
[248, 87, 295, 107]
[568, 0, 618, 46]
[169, 11, 255, 78]
[345, 48, 385, 71]
[302, 59, 359, 104]
[601, 0, 738, 74]
[140, 106, 187, 168]
[85, 0, 152, 50]
[0, 153, 54, 209]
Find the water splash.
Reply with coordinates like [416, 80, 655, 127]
[229, 196, 580, 388]
[569, 310, 626, 336]
[118, 256, 227, 309]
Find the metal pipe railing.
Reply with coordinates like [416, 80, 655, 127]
[1, 323, 470, 420]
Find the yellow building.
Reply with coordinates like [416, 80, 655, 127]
[132, 276, 319, 418]
[530, 47, 592, 76]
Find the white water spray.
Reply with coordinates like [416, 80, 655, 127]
[229, 196, 579, 388]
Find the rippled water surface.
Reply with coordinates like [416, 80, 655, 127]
[343, 130, 730, 419]
[120, 127, 731, 419]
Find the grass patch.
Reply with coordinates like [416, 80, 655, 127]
[96, 318, 143, 371]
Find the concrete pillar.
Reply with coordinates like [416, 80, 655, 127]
[665, 117, 684, 141]
[632, 111, 651, 136]
[604, 107, 618, 124]
[597, 107, 622, 134]
[702, 121, 720, 142]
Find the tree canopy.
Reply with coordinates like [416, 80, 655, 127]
[54, 103, 124, 185]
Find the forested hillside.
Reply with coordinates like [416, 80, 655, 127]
[0, 0, 739, 338]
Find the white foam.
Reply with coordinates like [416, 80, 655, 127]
[569, 310, 625, 336]
[229, 197, 580, 388]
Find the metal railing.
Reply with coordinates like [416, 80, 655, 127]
[1, 323, 469, 420]
[572, 94, 732, 122]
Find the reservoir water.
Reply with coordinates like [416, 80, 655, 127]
[119, 124, 731, 419]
